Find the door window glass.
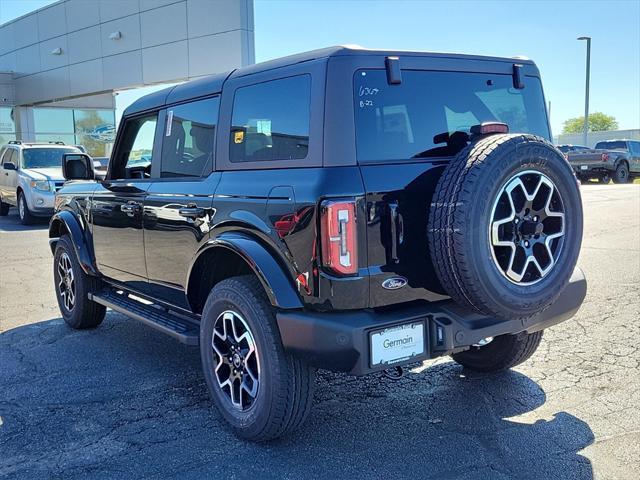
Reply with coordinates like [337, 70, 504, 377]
[161, 97, 219, 177]
[111, 114, 158, 179]
[4, 149, 17, 166]
[230, 75, 311, 163]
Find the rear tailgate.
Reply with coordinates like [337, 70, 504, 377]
[351, 62, 552, 308]
[567, 150, 608, 165]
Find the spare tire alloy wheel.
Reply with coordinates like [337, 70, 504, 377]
[212, 310, 260, 411]
[428, 134, 583, 321]
[57, 252, 76, 311]
[490, 171, 565, 285]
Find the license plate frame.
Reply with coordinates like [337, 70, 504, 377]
[369, 321, 425, 367]
[580, 165, 589, 170]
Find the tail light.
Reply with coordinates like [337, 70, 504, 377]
[320, 200, 358, 275]
[601, 153, 609, 162]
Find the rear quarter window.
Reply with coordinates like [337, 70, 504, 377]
[354, 70, 550, 162]
[229, 75, 311, 163]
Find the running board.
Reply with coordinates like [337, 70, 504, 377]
[89, 289, 199, 345]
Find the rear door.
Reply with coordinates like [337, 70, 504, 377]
[142, 96, 221, 308]
[628, 141, 640, 173]
[350, 60, 552, 307]
[0, 148, 19, 203]
[91, 113, 161, 289]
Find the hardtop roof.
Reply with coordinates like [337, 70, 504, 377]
[124, 45, 537, 117]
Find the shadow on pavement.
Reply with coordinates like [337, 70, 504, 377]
[0, 211, 49, 232]
[0, 314, 594, 480]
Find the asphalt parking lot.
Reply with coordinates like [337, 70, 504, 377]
[1, 184, 639, 479]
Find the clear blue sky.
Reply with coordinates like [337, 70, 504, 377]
[2, 0, 639, 135]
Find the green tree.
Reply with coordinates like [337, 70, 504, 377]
[562, 112, 619, 134]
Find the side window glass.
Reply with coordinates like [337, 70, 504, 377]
[112, 114, 158, 179]
[631, 142, 640, 156]
[161, 97, 219, 178]
[230, 75, 311, 163]
[6, 149, 17, 166]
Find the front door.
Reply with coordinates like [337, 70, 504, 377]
[142, 97, 221, 309]
[91, 113, 161, 290]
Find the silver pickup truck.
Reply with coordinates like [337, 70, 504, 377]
[0, 142, 82, 224]
[567, 139, 640, 184]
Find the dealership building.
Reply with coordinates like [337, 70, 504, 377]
[0, 0, 254, 156]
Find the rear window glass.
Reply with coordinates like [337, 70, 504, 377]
[230, 75, 311, 163]
[354, 70, 550, 162]
[23, 147, 79, 169]
[595, 141, 627, 151]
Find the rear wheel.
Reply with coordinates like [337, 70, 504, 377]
[200, 276, 315, 441]
[428, 134, 583, 321]
[613, 162, 629, 184]
[18, 192, 35, 225]
[451, 331, 544, 372]
[0, 195, 9, 216]
[597, 174, 610, 184]
[54, 235, 106, 329]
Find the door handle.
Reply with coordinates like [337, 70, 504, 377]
[120, 202, 141, 214]
[178, 205, 206, 219]
[388, 202, 403, 264]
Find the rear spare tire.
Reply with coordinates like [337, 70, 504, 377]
[428, 134, 582, 321]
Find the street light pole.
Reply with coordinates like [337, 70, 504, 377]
[578, 36, 591, 147]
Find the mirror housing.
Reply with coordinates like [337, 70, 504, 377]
[2, 162, 16, 171]
[62, 153, 95, 180]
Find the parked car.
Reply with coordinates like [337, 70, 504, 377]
[556, 144, 589, 155]
[0, 141, 82, 224]
[50, 46, 586, 440]
[567, 139, 640, 184]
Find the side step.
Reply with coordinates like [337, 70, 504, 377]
[89, 289, 200, 345]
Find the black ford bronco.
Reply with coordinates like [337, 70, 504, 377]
[50, 46, 586, 440]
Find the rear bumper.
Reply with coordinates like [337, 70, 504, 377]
[277, 267, 587, 375]
[571, 163, 613, 176]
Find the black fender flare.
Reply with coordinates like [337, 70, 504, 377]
[49, 210, 98, 276]
[189, 232, 303, 310]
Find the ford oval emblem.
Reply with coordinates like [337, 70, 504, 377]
[382, 277, 407, 290]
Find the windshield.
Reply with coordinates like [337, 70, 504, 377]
[354, 70, 550, 162]
[22, 148, 79, 169]
[595, 141, 627, 151]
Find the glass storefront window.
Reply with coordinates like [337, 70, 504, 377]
[35, 134, 76, 145]
[0, 107, 15, 146]
[30, 107, 116, 157]
[34, 108, 75, 134]
[74, 109, 116, 157]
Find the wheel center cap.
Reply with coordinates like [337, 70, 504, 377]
[519, 219, 543, 237]
[232, 353, 242, 368]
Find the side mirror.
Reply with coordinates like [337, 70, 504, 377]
[62, 153, 95, 180]
[2, 162, 16, 171]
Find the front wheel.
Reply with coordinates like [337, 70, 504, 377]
[200, 276, 315, 441]
[54, 235, 106, 329]
[18, 192, 35, 225]
[451, 331, 544, 372]
[613, 163, 629, 184]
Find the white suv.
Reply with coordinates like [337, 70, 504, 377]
[0, 142, 82, 224]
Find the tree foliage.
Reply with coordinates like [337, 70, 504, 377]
[562, 112, 619, 134]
